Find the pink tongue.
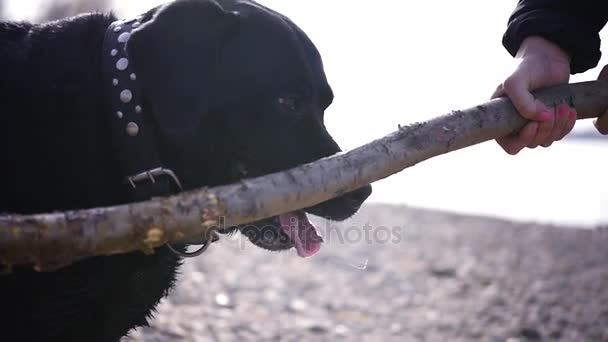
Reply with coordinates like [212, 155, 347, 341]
[279, 211, 323, 257]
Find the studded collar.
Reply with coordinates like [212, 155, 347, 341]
[105, 19, 143, 134]
[101, 17, 219, 255]
[102, 17, 178, 201]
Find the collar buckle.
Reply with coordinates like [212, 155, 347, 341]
[125, 166, 219, 258]
[126, 167, 184, 191]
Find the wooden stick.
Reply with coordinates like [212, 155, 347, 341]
[1, 81, 607, 271]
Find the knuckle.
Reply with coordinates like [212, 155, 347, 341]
[503, 145, 518, 155]
[520, 104, 537, 117]
[498, 141, 518, 155]
[506, 148, 519, 155]
[598, 65, 608, 80]
[541, 140, 554, 148]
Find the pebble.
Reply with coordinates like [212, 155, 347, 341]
[334, 324, 350, 336]
[308, 325, 328, 334]
[294, 318, 327, 332]
[390, 322, 403, 334]
[191, 271, 204, 283]
[215, 293, 232, 308]
[289, 298, 308, 312]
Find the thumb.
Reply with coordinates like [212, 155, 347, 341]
[502, 76, 550, 122]
[491, 84, 505, 100]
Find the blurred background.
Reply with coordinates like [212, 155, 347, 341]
[3, 0, 606, 227]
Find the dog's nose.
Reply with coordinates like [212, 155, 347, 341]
[350, 184, 372, 204]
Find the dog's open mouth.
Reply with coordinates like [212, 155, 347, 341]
[220, 186, 371, 257]
[278, 210, 323, 257]
[232, 210, 323, 258]
[220, 164, 371, 257]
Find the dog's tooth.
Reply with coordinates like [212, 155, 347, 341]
[112, 79, 118, 86]
[110, 49, 117, 57]
[116, 111, 123, 119]
[113, 25, 122, 33]
[135, 106, 142, 114]
[130, 73, 137, 81]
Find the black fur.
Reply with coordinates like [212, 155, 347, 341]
[0, 1, 371, 341]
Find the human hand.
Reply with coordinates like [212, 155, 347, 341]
[595, 65, 608, 135]
[492, 36, 577, 155]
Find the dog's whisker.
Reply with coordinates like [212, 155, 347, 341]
[324, 256, 369, 271]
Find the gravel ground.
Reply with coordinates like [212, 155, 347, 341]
[125, 204, 608, 342]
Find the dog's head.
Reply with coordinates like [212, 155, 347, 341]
[127, 0, 371, 257]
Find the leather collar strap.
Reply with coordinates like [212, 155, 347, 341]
[102, 17, 177, 202]
[101, 17, 219, 254]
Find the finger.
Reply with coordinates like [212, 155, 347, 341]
[528, 107, 555, 148]
[595, 64, 608, 135]
[491, 84, 505, 99]
[594, 110, 608, 135]
[598, 64, 608, 80]
[542, 103, 570, 147]
[502, 75, 549, 121]
[557, 109, 577, 141]
[497, 122, 539, 155]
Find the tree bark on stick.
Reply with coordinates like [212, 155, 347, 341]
[1, 81, 607, 271]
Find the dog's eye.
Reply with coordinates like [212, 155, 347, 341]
[277, 96, 299, 112]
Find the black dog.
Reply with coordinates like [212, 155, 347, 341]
[0, 0, 371, 341]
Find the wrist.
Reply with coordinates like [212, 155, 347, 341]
[516, 36, 571, 66]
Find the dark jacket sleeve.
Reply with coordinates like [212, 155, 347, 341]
[503, 0, 608, 74]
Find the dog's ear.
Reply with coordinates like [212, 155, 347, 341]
[128, 0, 240, 140]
